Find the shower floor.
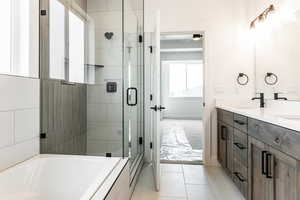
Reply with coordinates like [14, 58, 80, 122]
[160, 119, 203, 164]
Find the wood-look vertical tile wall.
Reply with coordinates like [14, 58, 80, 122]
[40, 80, 87, 154]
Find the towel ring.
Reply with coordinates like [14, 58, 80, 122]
[237, 73, 249, 85]
[264, 72, 278, 85]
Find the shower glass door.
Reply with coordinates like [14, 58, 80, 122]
[123, 0, 144, 174]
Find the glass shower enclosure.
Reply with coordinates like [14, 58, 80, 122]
[40, 0, 144, 180]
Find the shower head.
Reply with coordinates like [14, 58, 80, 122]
[104, 32, 114, 40]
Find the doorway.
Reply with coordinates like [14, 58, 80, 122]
[160, 33, 205, 164]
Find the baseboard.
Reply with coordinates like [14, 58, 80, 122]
[163, 116, 202, 120]
[203, 155, 220, 166]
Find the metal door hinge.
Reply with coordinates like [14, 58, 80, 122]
[128, 141, 132, 148]
[139, 137, 143, 145]
[106, 153, 112, 157]
[149, 46, 153, 53]
[150, 142, 153, 149]
[139, 35, 143, 43]
[150, 94, 153, 101]
[40, 133, 47, 139]
[41, 10, 47, 16]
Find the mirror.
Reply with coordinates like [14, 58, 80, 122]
[255, 8, 300, 101]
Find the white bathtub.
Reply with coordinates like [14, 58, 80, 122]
[0, 154, 127, 200]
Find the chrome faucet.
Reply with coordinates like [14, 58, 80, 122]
[274, 93, 288, 100]
[252, 93, 265, 108]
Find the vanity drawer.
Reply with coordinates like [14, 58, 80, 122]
[233, 129, 248, 167]
[233, 114, 248, 133]
[277, 130, 300, 161]
[232, 158, 248, 199]
[217, 109, 233, 126]
[248, 118, 300, 160]
[248, 118, 286, 149]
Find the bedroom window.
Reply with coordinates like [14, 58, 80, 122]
[169, 61, 203, 98]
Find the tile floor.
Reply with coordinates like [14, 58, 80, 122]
[131, 163, 245, 200]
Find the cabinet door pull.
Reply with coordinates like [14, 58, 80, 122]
[221, 125, 227, 140]
[234, 172, 246, 182]
[266, 153, 274, 179]
[234, 120, 245, 125]
[234, 142, 246, 150]
[262, 151, 267, 176]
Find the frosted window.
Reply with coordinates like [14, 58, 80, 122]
[0, 0, 39, 77]
[69, 11, 85, 83]
[49, 0, 65, 79]
[169, 61, 203, 97]
[0, 1, 11, 74]
[13, 0, 39, 77]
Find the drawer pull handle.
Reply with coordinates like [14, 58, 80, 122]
[234, 142, 246, 150]
[221, 125, 227, 140]
[262, 151, 267, 176]
[266, 153, 274, 179]
[234, 120, 246, 125]
[234, 172, 246, 182]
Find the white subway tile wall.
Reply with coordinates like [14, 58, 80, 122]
[0, 75, 39, 171]
[86, 0, 123, 157]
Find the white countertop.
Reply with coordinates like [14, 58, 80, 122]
[216, 104, 300, 132]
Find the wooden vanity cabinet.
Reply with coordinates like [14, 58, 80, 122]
[218, 109, 246, 196]
[268, 146, 299, 200]
[217, 121, 233, 175]
[248, 136, 300, 200]
[233, 129, 248, 198]
[248, 137, 270, 200]
[217, 122, 227, 169]
[217, 109, 234, 176]
[217, 108, 300, 200]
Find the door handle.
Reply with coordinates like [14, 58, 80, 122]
[266, 153, 274, 179]
[234, 120, 245, 125]
[127, 87, 138, 106]
[221, 125, 227, 140]
[233, 142, 246, 150]
[234, 172, 246, 182]
[150, 105, 158, 111]
[262, 151, 267, 176]
[158, 105, 166, 111]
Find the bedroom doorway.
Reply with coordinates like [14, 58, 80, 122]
[160, 33, 205, 164]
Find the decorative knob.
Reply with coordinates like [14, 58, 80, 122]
[274, 137, 281, 144]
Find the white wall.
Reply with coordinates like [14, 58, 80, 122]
[0, 75, 39, 171]
[144, 0, 255, 165]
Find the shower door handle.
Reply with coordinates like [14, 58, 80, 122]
[127, 87, 138, 106]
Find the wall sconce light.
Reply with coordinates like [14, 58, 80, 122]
[250, 5, 275, 29]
